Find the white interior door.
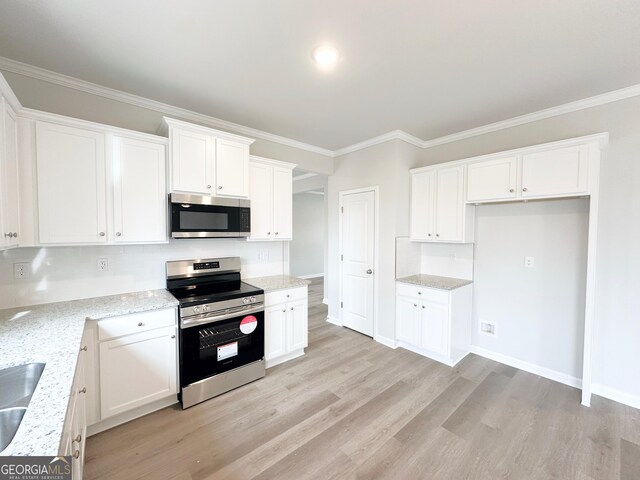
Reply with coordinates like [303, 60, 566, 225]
[340, 189, 375, 337]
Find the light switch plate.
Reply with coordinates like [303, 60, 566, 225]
[13, 263, 30, 280]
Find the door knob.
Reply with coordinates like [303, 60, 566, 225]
[366, 269, 373, 274]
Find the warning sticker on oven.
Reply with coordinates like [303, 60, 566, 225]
[239, 315, 258, 334]
[218, 342, 238, 361]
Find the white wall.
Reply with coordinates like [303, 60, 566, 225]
[472, 198, 589, 380]
[421, 243, 474, 281]
[0, 240, 285, 309]
[290, 192, 325, 277]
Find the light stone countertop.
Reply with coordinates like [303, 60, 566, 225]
[396, 274, 473, 290]
[0, 289, 178, 456]
[244, 275, 311, 293]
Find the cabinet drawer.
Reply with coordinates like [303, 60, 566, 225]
[396, 283, 449, 304]
[265, 286, 307, 307]
[98, 308, 176, 341]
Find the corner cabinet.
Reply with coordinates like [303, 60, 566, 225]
[248, 156, 295, 241]
[395, 282, 472, 366]
[410, 165, 474, 243]
[0, 96, 20, 248]
[264, 286, 308, 367]
[33, 121, 168, 245]
[163, 117, 254, 198]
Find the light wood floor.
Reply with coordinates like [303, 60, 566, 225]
[85, 278, 640, 479]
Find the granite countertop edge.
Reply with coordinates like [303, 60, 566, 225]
[244, 275, 312, 293]
[396, 274, 473, 291]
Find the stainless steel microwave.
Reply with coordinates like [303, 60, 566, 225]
[169, 194, 251, 238]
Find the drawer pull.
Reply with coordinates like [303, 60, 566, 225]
[418, 291, 422, 295]
[73, 450, 80, 459]
[73, 434, 82, 443]
[138, 322, 144, 326]
[79, 387, 87, 394]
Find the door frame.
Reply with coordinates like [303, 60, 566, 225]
[338, 186, 380, 339]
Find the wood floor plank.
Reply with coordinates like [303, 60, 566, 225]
[620, 438, 640, 480]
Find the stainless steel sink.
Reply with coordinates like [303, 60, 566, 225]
[0, 362, 45, 408]
[0, 362, 45, 453]
[0, 407, 27, 452]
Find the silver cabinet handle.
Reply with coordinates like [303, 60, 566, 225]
[418, 291, 422, 295]
[427, 233, 432, 237]
[509, 188, 515, 192]
[218, 186, 223, 190]
[290, 307, 294, 311]
[14, 233, 18, 238]
[522, 187, 528, 192]
[79, 387, 86, 394]
[73, 450, 80, 459]
[171, 334, 176, 339]
[366, 269, 373, 274]
[422, 305, 426, 309]
[138, 322, 144, 326]
[4, 233, 10, 238]
[116, 232, 122, 236]
[267, 232, 271, 235]
[286, 294, 290, 298]
[282, 309, 286, 313]
[73, 434, 82, 443]
[80, 346, 87, 352]
[275, 232, 279, 235]
[99, 232, 105, 236]
[435, 234, 440, 237]
[207, 185, 211, 189]
[413, 304, 417, 307]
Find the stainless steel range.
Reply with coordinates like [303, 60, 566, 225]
[166, 257, 265, 409]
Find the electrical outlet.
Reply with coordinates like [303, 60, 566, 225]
[524, 256, 535, 268]
[257, 250, 269, 263]
[449, 253, 457, 261]
[13, 263, 30, 280]
[480, 321, 497, 336]
[97, 258, 109, 272]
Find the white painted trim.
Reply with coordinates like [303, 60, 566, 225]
[162, 116, 255, 144]
[303, 191, 325, 196]
[338, 186, 380, 340]
[326, 315, 342, 326]
[375, 334, 398, 349]
[249, 154, 297, 170]
[292, 172, 318, 182]
[333, 130, 424, 157]
[297, 273, 324, 279]
[470, 346, 583, 389]
[87, 395, 177, 436]
[0, 56, 334, 157]
[591, 383, 640, 410]
[265, 349, 304, 368]
[0, 72, 21, 111]
[322, 298, 329, 305]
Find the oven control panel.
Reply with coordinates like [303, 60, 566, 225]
[193, 261, 220, 270]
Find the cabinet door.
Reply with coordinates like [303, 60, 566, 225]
[265, 304, 287, 361]
[215, 138, 249, 198]
[170, 127, 213, 194]
[1, 101, 19, 247]
[36, 122, 107, 244]
[99, 326, 177, 418]
[435, 166, 464, 242]
[288, 300, 308, 352]
[272, 166, 293, 240]
[521, 145, 589, 198]
[410, 171, 435, 241]
[420, 300, 448, 355]
[249, 161, 273, 240]
[396, 295, 420, 345]
[113, 136, 167, 243]
[466, 156, 518, 202]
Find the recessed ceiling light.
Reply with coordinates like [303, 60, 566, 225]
[312, 46, 340, 68]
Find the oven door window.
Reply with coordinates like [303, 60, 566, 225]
[180, 312, 264, 386]
[172, 203, 241, 233]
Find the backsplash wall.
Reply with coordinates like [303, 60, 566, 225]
[0, 240, 286, 309]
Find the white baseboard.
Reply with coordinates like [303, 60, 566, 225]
[87, 395, 178, 436]
[326, 315, 342, 326]
[375, 334, 397, 349]
[592, 383, 640, 410]
[298, 273, 324, 279]
[266, 349, 305, 368]
[322, 298, 328, 305]
[470, 346, 582, 389]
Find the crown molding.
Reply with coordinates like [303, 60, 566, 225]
[0, 71, 22, 111]
[1, 56, 639, 160]
[0, 56, 334, 158]
[292, 172, 318, 182]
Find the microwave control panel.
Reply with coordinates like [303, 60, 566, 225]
[194, 261, 220, 270]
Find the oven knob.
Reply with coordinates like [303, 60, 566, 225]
[242, 297, 250, 304]
[193, 306, 200, 314]
[202, 304, 209, 312]
[250, 296, 256, 303]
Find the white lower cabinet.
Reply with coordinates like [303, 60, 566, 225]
[264, 287, 308, 368]
[395, 282, 472, 366]
[81, 308, 179, 436]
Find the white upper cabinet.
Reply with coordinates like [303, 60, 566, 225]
[248, 156, 295, 241]
[466, 156, 518, 202]
[409, 171, 435, 241]
[36, 122, 108, 244]
[435, 166, 465, 242]
[521, 145, 589, 198]
[164, 118, 253, 198]
[1, 98, 20, 248]
[410, 165, 473, 243]
[112, 136, 167, 243]
[170, 127, 213, 195]
[215, 138, 249, 197]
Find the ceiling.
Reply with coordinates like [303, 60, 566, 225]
[0, 0, 639, 150]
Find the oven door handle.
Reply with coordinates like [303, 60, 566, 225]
[180, 303, 264, 329]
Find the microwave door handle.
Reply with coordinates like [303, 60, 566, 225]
[180, 304, 264, 329]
